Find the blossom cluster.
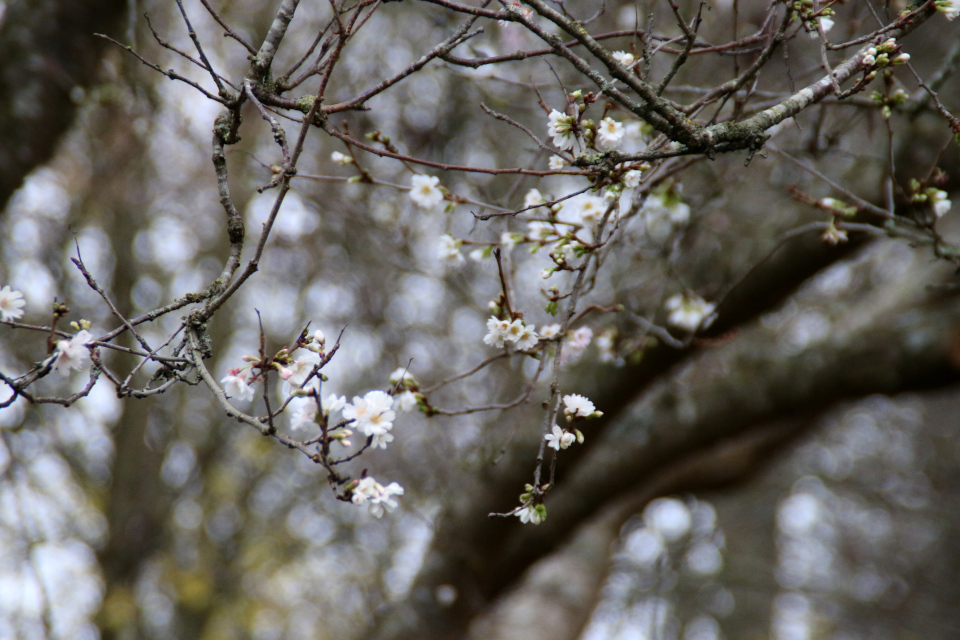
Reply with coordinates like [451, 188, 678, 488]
[544, 393, 603, 451]
[484, 317, 539, 350]
[350, 476, 405, 518]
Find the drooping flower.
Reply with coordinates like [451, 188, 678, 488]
[54, 330, 94, 377]
[409, 175, 445, 209]
[596, 117, 625, 149]
[545, 424, 576, 450]
[220, 367, 255, 401]
[931, 189, 952, 218]
[820, 221, 848, 245]
[397, 390, 419, 412]
[517, 503, 544, 524]
[0, 286, 25, 321]
[484, 317, 512, 348]
[612, 50, 636, 67]
[286, 352, 320, 387]
[936, 0, 960, 20]
[437, 234, 465, 265]
[547, 109, 576, 150]
[351, 477, 405, 518]
[563, 393, 600, 419]
[665, 294, 716, 332]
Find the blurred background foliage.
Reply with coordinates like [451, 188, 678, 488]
[1, 0, 960, 639]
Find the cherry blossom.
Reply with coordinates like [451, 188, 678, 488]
[351, 477, 405, 518]
[0, 286, 25, 322]
[547, 109, 575, 150]
[544, 425, 575, 450]
[665, 294, 716, 332]
[409, 175, 444, 209]
[596, 117, 625, 149]
[437, 234, 465, 265]
[563, 393, 600, 419]
[484, 317, 511, 348]
[54, 330, 94, 377]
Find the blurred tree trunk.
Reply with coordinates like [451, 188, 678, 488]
[0, 0, 126, 211]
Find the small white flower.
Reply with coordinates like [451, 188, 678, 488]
[220, 367, 255, 401]
[665, 294, 716, 332]
[484, 317, 512, 348]
[612, 50, 635, 67]
[549, 156, 567, 171]
[351, 477, 405, 518]
[410, 175, 445, 209]
[515, 324, 539, 351]
[563, 393, 601, 418]
[808, 16, 834, 37]
[322, 393, 346, 414]
[501, 232, 522, 248]
[547, 109, 576, 150]
[437, 234, 465, 265]
[596, 329, 617, 363]
[932, 190, 952, 218]
[524, 188, 547, 209]
[389, 367, 416, 386]
[821, 221, 848, 245]
[343, 390, 396, 438]
[527, 221, 555, 241]
[566, 193, 607, 225]
[53, 330, 95, 377]
[0, 286, 25, 321]
[936, 0, 960, 20]
[397, 390, 419, 412]
[313, 329, 326, 345]
[545, 424, 576, 450]
[567, 326, 593, 350]
[623, 169, 643, 189]
[540, 324, 561, 339]
[286, 352, 320, 387]
[289, 397, 319, 430]
[596, 117, 625, 149]
[517, 503, 544, 524]
[371, 431, 394, 450]
[331, 151, 353, 165]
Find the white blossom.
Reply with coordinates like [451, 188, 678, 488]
[517, 503, 544, 525]
[545, 424, 576, 450]
[540, 324, 561, 339]
[563, 393, 601, 418]
[596, 329, 617, 363]
[397, 390, 419, 412]
[0, 286, 25, 321]
[936, 0, 960, 20]
[808, 16, 834, 37]
[932, 189, 952, 218]
[322, 393, 346, 415]
[286, 352, 320, 387]
[549, 156, 567, 171]
[437, 234, 465, 265]
[351, 477, 405, 518]
[331, 151, 353, 165]
[623, 169, 643, 189]
[514, 324, 539, 350]
[289, 397, 318, 430]
[547, 109, 576, 150]
[53, 330, 94, 377]
[484, 317, 511, 348]
[220, 367, 255, 401]
[665, 294, 716, 332]
[501, 232, 522, 248]
[564, 193, 606, 225]
[567, 326, 593, 350]
[410, 175, 444, 209]
[524, 188, 547, 210]
[612, 50, 635, 67]
[527, 220, 556, 241]
[344, 390, 396, 441]
[596, 117, 625, 149]
[389, 367, 417, 386]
